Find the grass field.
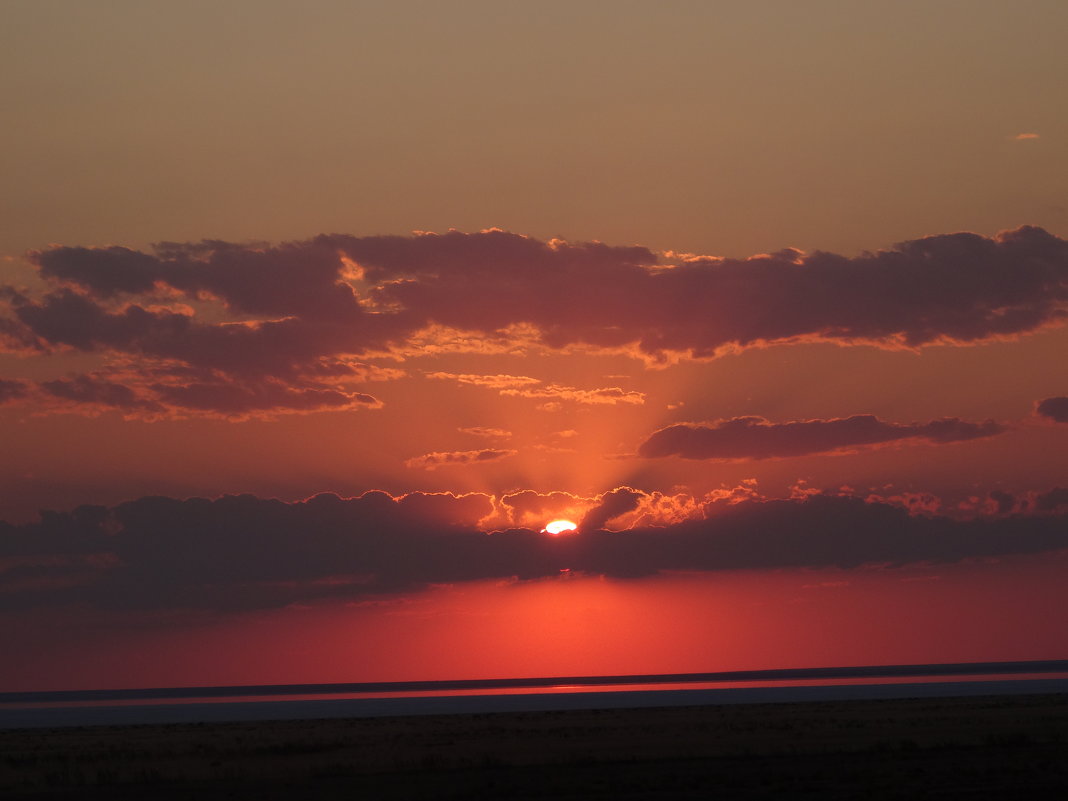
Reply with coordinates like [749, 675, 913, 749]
[2, 692, 1066, 799]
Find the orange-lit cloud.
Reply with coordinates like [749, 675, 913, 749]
[1013, 132, 1040, 140]
[427, 370, 645, 406]
[458, 426, 512, 439]
[426, 372, 540, 389]
[499, 490, 594, 527]
[638, 415, 1007, 460]
[499, 384, 645, 406]
[405, 448, 518, 470]
[703, 479, 763, 508]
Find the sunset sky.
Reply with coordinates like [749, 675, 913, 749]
[2, 0, 1067, 692]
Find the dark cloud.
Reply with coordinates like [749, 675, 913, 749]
[40, 375, 164, 413]
[2, 288, 391, 416]
[9, 289, 388, 379]
[394, 491, 495, 527]
[0, 369, 381, 419]
[2, 491, 1066, 612]
[580, 487, 643, 530]
[638, 415, 1007, 460]
[1034, 487, 1068, 512]
[6, 226, 1068, 416]
[989, 490, 1017, 515]
[322, 228, 659, 283]
[34, 246, 164, 297]
[347, 225, 1068, 358]
[33, 239, 359, 319]
[404, 448, 518, 470]
[151, 378, 379, 417]
[1035, 396, 1068, 423]
[9, 225, 1066, 366]
[11, 288, 194, 353]
[0, 378, 30, 403]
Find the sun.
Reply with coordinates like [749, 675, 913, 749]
[542, 519, 578, 535]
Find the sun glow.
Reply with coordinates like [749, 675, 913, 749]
[542, 519, 578, 535]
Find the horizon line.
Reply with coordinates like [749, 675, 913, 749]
[4, 658, 1067, 706]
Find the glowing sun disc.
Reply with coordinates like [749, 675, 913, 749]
[543, 519, 578, 535]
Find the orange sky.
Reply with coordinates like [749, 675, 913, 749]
[1, 1, 1067, 691]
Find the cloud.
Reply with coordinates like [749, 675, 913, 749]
[1035, 396, 1068, 423]
[345, 225, 1068, 359]
[426, 372, 540, 389]
[499, 384, 646, 405]
[428, 370, 645, 406]
[325, 227, 659, 283]
[32, 239, 360, 319]
[499, 490, 592, 526]
[151, 378, 381, 418]
[8, 226, 1065, 365]
[458, 427, 512, 439]
[638, 415, 1008, 460]
[580, 486, 643, 530]
[0, 286, 393, 416]
[0, 378, 30, 403]
[404, 448, 518, 470]
[3, 490, 1066, 612]
[21, 369, 381, 420]
[6, 226, 1068, 418]
[1013, 133, 1040, 140]
[988, 489, 1017, 515]
[1034, 487, 1068, 512]
[40, 374, 164, 414]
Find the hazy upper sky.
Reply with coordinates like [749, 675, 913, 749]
[1, 1, 1066, 691]
[3, 0, 1066, 261]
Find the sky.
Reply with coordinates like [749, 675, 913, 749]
[1, 0, 1067, 692]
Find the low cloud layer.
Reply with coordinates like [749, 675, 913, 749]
[638, 415, 1008, 460]
[3, 225, 1066, 416]
[1, 489, 1065, 613]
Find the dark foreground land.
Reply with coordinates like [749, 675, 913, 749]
[2, 693, 1067, 800]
